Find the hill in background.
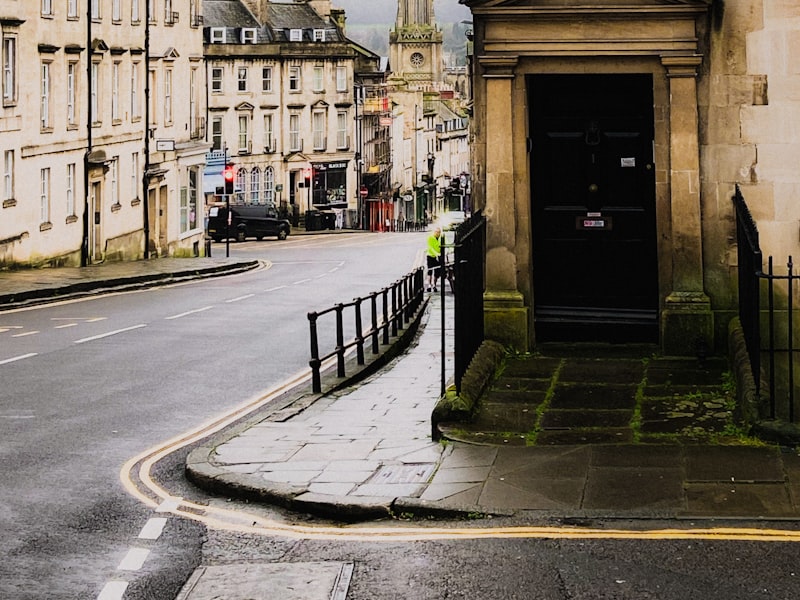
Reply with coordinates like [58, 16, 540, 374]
[335, 0, 471, 26]
[336, 0, 472, 63]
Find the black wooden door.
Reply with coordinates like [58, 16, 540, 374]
[530, 74, 659, 342]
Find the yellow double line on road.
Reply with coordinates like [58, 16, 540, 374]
[121, 371, 800, 544]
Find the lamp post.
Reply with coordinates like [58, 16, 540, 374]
[427, 151, 435, 219]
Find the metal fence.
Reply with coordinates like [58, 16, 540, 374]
[733, 185, 798, 421]
[452, 211, 486, 393]
[307, 267, 425, 394]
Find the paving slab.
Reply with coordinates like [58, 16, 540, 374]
[684, 446, 785, 482]
[176, 562, 353, 600]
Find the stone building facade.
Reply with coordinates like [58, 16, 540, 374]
[464, 0, 800, 355]
[204, 0, 369, 226]
[0, 0, 209, 267]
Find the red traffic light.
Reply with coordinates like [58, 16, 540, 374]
[223, 164, 235, 195]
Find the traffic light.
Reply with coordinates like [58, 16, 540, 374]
[223, 164, 235, 195]
[303, 167, 312, 188]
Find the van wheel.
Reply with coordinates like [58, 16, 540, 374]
[236, 230, 246, 242]
[278, 229, 288, 240]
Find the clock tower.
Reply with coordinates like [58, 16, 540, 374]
[389, 0, 443, 86]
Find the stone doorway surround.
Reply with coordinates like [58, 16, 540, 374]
[467, 0, 713, 355]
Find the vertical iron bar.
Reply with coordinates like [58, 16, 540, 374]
[370, 292, 379, 354]
[335, 304, 345, 377]
[308, 312, 321, 394]
[382, 289, 389, 345]
[355, 298, 365, 365]
[391, 284, 398, 336]
[768, 257, 776, 418]
[788, 256, 795, 422]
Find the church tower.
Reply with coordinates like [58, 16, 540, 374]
[389, 0, 443, 87]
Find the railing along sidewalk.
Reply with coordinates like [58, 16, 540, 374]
[308, 267, 425, 394]
[733, 185, 798, 422]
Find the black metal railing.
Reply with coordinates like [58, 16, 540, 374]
[308, 267, 425, 393]
[452, 211, 486, 393]
[733, 185, 798, 421]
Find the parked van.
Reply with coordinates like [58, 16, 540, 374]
[207, 205, 291, 242]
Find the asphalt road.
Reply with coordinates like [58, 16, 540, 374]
[0, 232, 426, 600]
[4, 231, 800, 600]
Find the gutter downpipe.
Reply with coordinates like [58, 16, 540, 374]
[142, 0, 151, 259]
[81, 4, 92, 266]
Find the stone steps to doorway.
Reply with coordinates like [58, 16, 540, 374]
[438, 346, 739, 447]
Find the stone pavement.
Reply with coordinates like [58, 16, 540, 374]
[187, 291, 800, 522]
[3, 251, 800, 522]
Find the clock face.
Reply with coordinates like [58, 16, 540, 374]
[410, 52, 424, 67]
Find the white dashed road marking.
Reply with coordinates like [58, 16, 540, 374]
[165, 306, 214, 320]
[0, 353, 38, 365]
[117, 547, 150, 571]
[97, 580, 128, 600]
[225, 294, 254, 303]
[73, 324, 146, 345]
[138, 517, 167, 540]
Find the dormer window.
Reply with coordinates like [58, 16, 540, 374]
[313, 29, 325, 42]
[289, 29, 302, 42]
[240, 28, 257, 44]
[210, 28, 226, 43]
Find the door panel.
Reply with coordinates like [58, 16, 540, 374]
[530, 74, 658, 342]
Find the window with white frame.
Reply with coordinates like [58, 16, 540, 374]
[313, 29, 325, 42]
[67, 61, 78, 126]
[131, 152, 139, 200]
[336, 65, 347, 92]
[250, 167, 260, 203]
[289, 29, 302, 42]
[41, 0, 53, 17]
[263, 114, 274, 151]
[313, 66, 324, 92]
[66, 163, 76, 216]
[165, 0, 173, 22]
[40, 61, 51, 130]
[68, 0, 79, 19]
[238, 114, 249, 152]
[131, 62, 141, 120]
[180, 167, 198, 232]
[164, 67, 173, 125]
[241, 28, 257, 44]
[110, 158, 119, 206]
[3, 150, 13, 201]
[112, 0, 121, 21]
[237, 67, 247, 92]
[91, 62, 100, 124]
[289, 113, 300, 151]
[288, 66, 300, 91]
[148, 68, 156, 126]
[112, 61, 121, 122]
[210, 28, 226, 43]
[2, 36, 14, 105]
[211, 116, 223, 151]
[312, 110, 326, 151]
[211, 66, 223, 93]
[131, 0, 140, 23]
[148, 0, 155, 23]
[337, 110, 348, 149]
[235, 168, 246, 203]
[91, 0, 101, 20]
[190, 66, 198, 136]
[264, 166, 274, 205]
[261, 66, 272, 92]
[40, 168, 51, 223]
